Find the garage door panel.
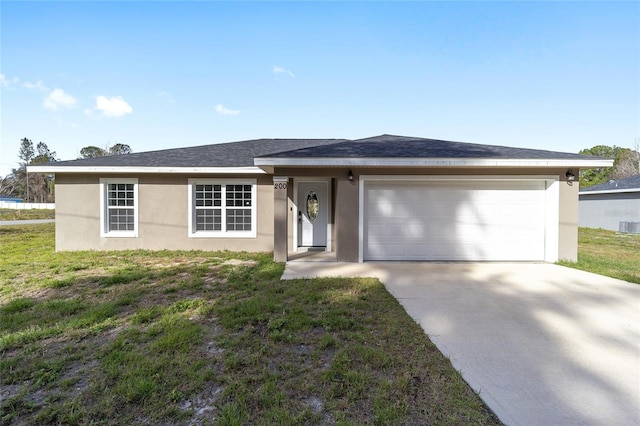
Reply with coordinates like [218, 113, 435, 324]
[364, 180, 547, 261]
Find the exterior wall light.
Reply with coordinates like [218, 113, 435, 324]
[348, 169, 354, 182]
[565, 170, 576, 185]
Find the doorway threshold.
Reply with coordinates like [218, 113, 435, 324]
[288, 248, 336, 262]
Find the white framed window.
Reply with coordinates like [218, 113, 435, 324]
[100, 178, 139, 238]
[188, 179, 257, 238]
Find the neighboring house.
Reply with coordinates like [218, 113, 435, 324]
[28, 134, 612, 262]
[579, 175, 640, 233]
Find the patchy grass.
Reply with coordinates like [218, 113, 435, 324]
[558, 227, 640, 284]
[0, 208, 55, 221]
[1, 223, 501, 425]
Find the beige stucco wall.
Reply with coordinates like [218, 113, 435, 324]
[55, 174, 104, 251]
[273, 177, 289, 262]
[55, 167, 579, 262]
[334, 175, 360, 262]
[558, 178, 579, 261]
[54, 173, 274, 252]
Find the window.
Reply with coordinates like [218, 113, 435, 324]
[194, 184, 222, 231]
[100, 178, 138, 237]
[189, 179, 256, 238]
[306, 191, 319, 222]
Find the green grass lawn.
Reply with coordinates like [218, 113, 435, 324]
[558, 228, 640, 284]
[0, 223, 500, 425]
[0, 208, 55, 221]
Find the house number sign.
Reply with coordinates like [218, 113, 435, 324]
[274, 182, 287, 190]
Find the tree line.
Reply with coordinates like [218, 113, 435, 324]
[0, 138, 132, 203]
[579, 142, 640, 187]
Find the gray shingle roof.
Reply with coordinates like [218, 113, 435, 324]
[37, 134, 607, 169]
[258, 134, 596, 160]
[46, 138, 347, 168]
[580, 175, 640, 192]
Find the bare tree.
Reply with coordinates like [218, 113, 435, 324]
[579, 142, 640, 187]
[611, 139, 640, 179]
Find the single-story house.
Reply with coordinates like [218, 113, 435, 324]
[579, 174, 640, 233]
[28, 134, 613, 262]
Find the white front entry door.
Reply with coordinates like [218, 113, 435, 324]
[298, 181, 328, 247]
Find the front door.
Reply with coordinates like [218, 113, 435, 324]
[297, 181, 328, 247]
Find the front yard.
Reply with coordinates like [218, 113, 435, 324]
[558, 227, 640, 284]
[0, 223, 500, 425]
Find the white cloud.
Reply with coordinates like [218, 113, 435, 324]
[157, 91, 175, 104]
[0, 74, 20, 88]
[215, 104, 240, 116]
[43, 88, 78, 110]
[272, 66, 295, 78]
[23, 80, 48, 91]
[95, 95, 133, 117]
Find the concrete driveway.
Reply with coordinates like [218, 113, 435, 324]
[282, 262, 640, 426]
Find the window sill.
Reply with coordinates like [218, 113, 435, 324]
[102, 232, 138, 238]
[189, 232, 256, 239]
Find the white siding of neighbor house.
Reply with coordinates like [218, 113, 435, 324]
[579, 192, 640, 232]
[0, 201, 55, 209]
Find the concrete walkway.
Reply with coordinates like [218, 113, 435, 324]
[0, 219, 54, 226]
[282, 261, 640, 426]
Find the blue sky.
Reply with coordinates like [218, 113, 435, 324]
[1, 1, 638, 177]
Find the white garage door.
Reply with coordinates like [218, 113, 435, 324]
[364, 179, 547, 261]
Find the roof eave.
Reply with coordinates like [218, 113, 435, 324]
[26, 165, 267, 174]
[26, 158, 615, 173]
[253, 157, 614, 168]
[579, 188, 640, 195]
